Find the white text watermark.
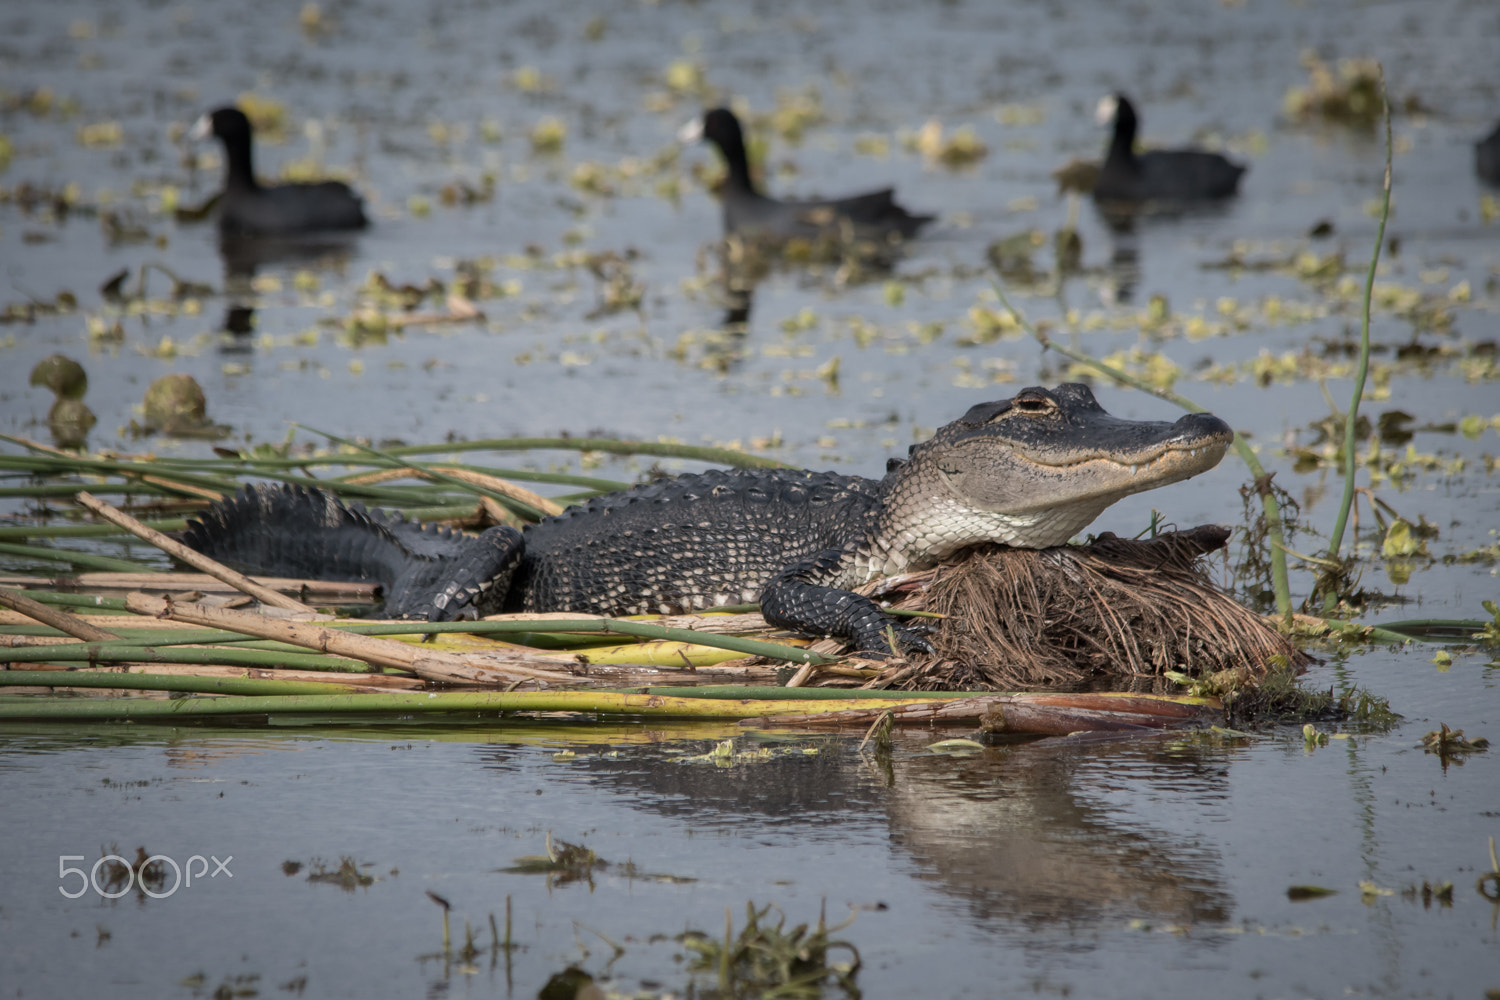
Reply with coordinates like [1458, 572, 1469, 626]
[59, 854, 233, 899]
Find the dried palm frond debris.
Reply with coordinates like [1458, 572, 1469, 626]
[871, 525, 1309, 691]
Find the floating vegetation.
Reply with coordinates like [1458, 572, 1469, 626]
[679, 737, 818, 767]
[29, 354, 96, 450]
[304, 856, 377, 891]
[664, 59, 711, 100]
[1283, 52, 1387, 127]
[1051, 157, 1100, 195]
[530, 116, 567, 154]
[1420, 723, 1489, 768]
[1213, 664, 1396, 728]
[1287, 884, 1338, 901]
[28, 354, 88, 399]
[910, 119, 988, 168]
[233, 93, 288, 142]
[136, 373, 228, 439]
[500, 833, 606, 888]
[680, 901, 861, 1000]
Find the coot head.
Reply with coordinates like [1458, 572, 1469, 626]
[1096, 93, 1138, 147]
[678, 107, 745, 150]
[190, 106, 253, 145]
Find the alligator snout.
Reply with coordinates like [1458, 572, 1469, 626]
[1173, 412, 1233, 438]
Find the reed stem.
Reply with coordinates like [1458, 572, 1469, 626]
[1325, 69, 1392, 569]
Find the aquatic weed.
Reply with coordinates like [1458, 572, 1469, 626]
[680, 900, 861, 1000]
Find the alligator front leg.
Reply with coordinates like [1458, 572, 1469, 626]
[386, 524, 524, 621]
[759, 549, 933, 657]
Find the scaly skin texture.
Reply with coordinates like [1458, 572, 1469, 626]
[179, 385, 1233, 654]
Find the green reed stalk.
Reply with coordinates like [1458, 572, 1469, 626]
[0, 671, 363, 696]
[0, 644, 375, 672]
[0, 542, 160, 573]
[0, 520, 188, 541]
[1325, 70, 1392, 567]
[5, 591, 130, 612]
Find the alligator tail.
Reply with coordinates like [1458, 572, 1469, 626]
[180, 484, 522, 620]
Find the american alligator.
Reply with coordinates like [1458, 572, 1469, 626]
[180, 384, 1232, 654]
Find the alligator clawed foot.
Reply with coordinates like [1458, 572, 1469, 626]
[853, 622, 935, 659]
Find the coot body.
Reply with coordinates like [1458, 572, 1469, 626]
[680, 107, 932, 243]
[192, 107, 367, 237]
[1093, 94, 1245, 202]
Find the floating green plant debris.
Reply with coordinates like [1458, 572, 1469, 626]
[1287, 885, 1338, 901]
[530, 116, 567, 154]
[234, 93, 288, 141]
[29, 354, 88, 399]
[501, 833, 606, 888]
[1472, 601, 1500, 645]
[304, 856, 376, 891]
[1215, 665, 1396, 728]
[1420, 723, 1489, 766]
[911, 119, 988, 167]
[137, 373, 228, 439]
[681, 900, 861, 1000]
[1283, 51, 1387, 127]
[926, 738, 985, 754]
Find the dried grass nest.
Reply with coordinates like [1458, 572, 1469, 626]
[859, 525, 1309, 692]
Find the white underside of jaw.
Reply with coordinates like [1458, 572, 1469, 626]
[847, 496, 1114, 584]
[839, 442, 1228, 586]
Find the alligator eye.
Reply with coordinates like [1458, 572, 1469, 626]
[1012, 395, 1054, 414]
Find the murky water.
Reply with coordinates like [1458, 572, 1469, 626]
[2, 0, 1498, 995]
[1, 709, 1496, 999]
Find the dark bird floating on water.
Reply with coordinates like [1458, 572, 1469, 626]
[1476, 120, 1500, 186]
[679, 107, 934, 244]
[1092, 94, 1246, 202]
[180, 384, 1232, 656]
[190, 107, 368, 237]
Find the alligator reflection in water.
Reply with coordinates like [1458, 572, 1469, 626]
[491, 732, 1231, 933]
[887, 737, 1230, 928]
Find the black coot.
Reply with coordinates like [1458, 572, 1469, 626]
[1093, 94, 1245, 202]
[191, 107, 368, 236]
[1477, 121, 1500, 186]
[679, 107, 932, 243]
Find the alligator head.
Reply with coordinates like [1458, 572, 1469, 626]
[877, 383, 1232, 567]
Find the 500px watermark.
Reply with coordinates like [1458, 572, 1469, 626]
[58, 853, 233, 899]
